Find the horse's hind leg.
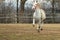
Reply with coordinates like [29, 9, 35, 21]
[40, 20, 44, 30]
[36, 24, 40, 32]
[37, 19, 44, 32]
[33, 18, 35, 27]
[37, 19, 41, 32]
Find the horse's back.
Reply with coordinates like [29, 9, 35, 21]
[41, 9, 46, 20]
[33, 9, 46, 20]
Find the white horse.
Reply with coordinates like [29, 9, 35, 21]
[32, 2, 46, 32]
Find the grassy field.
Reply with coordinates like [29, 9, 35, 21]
[0, 24, 60, 40]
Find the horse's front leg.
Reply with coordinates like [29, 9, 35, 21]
[37, 19, 43, 32]
[40, 20, 44, 30]
[33, 18, 35, 27]
[37, 19, 41, 32]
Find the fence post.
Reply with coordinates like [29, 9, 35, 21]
[17, 0, 19, 23]
[52, 0, 55, 23]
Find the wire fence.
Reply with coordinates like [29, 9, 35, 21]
[0, 0, 60, 23]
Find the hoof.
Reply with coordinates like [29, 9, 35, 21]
[37, 29, 40, 32]
[33, 25, 35, 27]
[39, 26, 40, 28]
[41, 28, 43, 31]
[37, 30, 40, 32]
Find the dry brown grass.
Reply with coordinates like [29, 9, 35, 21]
[0, 24, 60, 40]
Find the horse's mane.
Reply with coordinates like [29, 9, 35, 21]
[35, 2, 41, 8]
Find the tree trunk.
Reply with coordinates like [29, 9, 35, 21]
[52, 0, 55, 23]
[20, 0, 26, 15]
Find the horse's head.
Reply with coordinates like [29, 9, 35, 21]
[32, 2, 41, 10]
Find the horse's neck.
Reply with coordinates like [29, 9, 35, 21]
[35, 8, 41, 13]
[36, 8, 39, 10]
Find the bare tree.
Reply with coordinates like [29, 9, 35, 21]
[0, 2, 17, 23]
[20, 0, 26, 15]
